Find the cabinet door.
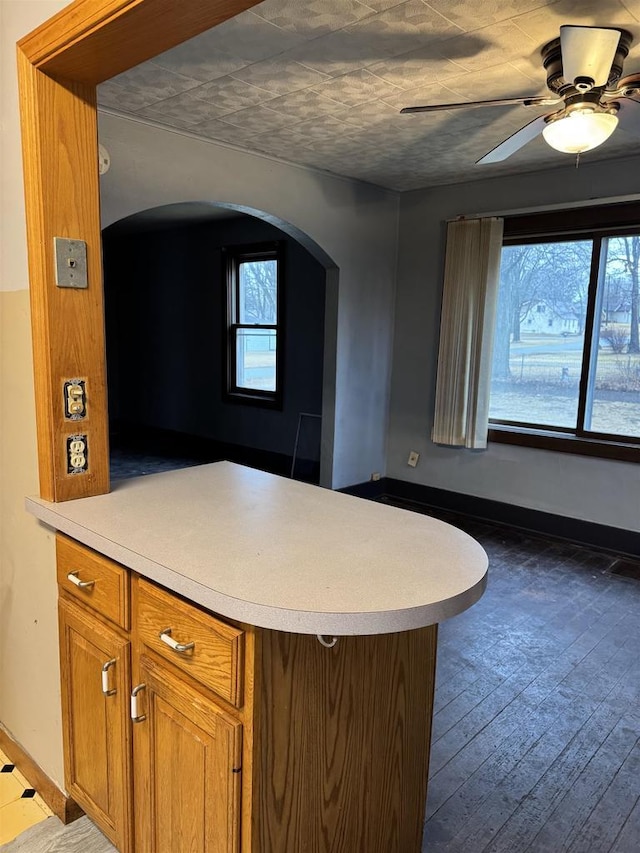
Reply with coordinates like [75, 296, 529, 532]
[58, 597, 132, 852]
[132, 652, 242, 853]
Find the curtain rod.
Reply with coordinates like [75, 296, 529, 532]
[449, 192, 640, 223]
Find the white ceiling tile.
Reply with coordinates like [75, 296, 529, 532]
[218, 105, 299, 132]
[622, 0, 640, 23]
[152, 33, 250, 82]
[253, 0, 375, 35]
[199, 10, 312, 62]
[311, 69, 404, 105]
[107, 61, 201, 104]
[379, 80, 469, 107]
[286, 28, 388, 77]
[345, 0, 464, 58]
[438, 21, 538, 72]
[187, 119, 257, 143]
[189, 77, 278, 111]
[98, 81, 159, 112]
[368, 43, 468, 88]
[424, 0, 557, 32]
[137, 91, 233, 126]
[231, 58, 331, 95]
[285, 114, 362, 140]
[360, 0, 410, 11]
[333, 99, 404, 128]
[265, 90, 351, 118]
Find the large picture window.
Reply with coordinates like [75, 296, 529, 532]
[225, 244, 282, 406]
[488, 211, 639, 460]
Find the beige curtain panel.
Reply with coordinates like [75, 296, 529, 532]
[432, 217, 504, 449]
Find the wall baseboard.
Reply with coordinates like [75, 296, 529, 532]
[341, 478, 640, 559]
[0, 724, 83, 825]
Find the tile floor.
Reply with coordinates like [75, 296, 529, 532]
[0, 750, 52, 845]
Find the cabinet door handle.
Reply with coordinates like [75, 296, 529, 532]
[101, 658, 117, 696]
[131, 684, 146, 723]
[159, 627, 195, 654]
[67, 571, 95, 590]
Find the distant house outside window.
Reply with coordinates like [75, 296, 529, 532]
[225, 244, 283, 407]
[488, 224, 639, 460]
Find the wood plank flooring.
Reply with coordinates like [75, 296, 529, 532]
[379, 499, 640, 853]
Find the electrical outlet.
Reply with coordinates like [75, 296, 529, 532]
[407, 450, 420, 467]
[67, 435, 88, 474]
[64, 379, 86, 419]
[371, 472, 381, 481]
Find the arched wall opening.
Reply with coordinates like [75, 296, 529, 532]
[102, 200, 337, 487]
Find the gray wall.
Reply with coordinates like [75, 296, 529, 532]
[389, 155, 640, 531]
[103, 214, 325, 463]
[99, 112, 399, 489]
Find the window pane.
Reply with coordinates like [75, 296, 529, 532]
[239, 259, 277, 324]
[489, 240, 592, 428]
[235, 328, 276, 392]
[586, 235, 640, 437]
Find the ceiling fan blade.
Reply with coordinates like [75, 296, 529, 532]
[605, 72, 640, 98]
[476, 115, 548, 165]
[400, 96, 559, 114]
[560, 25, 621, 87]
[614, 97, 640, 136]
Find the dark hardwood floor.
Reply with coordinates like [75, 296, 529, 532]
[378, 498, 640, 853]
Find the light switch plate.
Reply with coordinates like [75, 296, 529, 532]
[54, 237, 88, 288]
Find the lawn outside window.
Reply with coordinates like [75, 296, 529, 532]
[224, 243, 283, 408]
[488, 204, 640, 462]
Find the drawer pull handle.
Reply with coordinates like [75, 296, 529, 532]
[131, 684, 146, 722]
[67, 571, 95, 590]
[101, 659, 117, 696]
[159, 627, 195, 654]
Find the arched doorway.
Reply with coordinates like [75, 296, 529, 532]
[102, 201, 334, 485]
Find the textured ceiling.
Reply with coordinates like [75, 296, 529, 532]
[97, 0, 640, 191]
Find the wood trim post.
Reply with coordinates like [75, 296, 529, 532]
[17, 50, 109, 501]
[16, 0, 259, 501]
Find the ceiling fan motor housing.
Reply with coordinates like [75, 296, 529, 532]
[541, 29, 632, 95]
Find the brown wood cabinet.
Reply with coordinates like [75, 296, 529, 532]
[56, 533, 437, 853]
[58, 596, 132, 852]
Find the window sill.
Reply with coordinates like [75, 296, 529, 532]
[488, 425, 639, 463]
[224, 390, 282, 410]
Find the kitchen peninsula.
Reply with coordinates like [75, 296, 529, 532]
[27, 462, 487, 853]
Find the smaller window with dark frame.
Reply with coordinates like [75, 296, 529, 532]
[224, 243, 283, 406]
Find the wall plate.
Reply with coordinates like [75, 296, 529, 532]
[54, 237, 88, 288]
[66, 434, 88, 474]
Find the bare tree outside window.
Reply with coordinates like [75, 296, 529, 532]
[489, 234, 640, 441]
[225, 246, 282, 405]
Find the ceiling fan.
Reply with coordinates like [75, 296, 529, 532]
[400, 25, 640, 164]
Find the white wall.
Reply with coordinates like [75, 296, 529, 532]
[98, 112, 400, 489]
[389, 157, 640, 531]
[1, 0, 69, 788]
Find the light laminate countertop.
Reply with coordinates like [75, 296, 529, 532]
[26, 462, 488, 635]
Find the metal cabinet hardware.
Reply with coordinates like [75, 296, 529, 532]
[131, 684, 146, 722]
[159, 627, 195, 654]
[67, 571, 95, 590]
[101, 658, 117, 696]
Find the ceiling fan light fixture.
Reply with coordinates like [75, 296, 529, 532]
[542, 108, 618, 154]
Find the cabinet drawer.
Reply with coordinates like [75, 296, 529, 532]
[56, 535, 129, 630]
[136, 579, 244, 708]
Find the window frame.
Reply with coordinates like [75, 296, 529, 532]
[223, 242, 284, 409]
[488, 202, 640, 463]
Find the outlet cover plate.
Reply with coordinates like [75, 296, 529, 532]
[54, 237, 88, 289]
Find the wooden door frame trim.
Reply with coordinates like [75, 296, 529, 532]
[17, 0, 259, 501]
